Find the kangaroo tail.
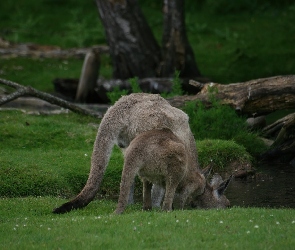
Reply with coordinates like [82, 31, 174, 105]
[53, 128, 115, 214]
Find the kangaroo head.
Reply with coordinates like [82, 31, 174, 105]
[191, 170, 232, 209]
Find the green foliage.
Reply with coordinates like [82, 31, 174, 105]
[183, 99, 267, 157]
[170, 70, 184, 96]
[1, 1, 295, 89]
[193, 0, 295, 14]
[106, 86, 129, 104]
[1, 198, 294, 249]
[106, 77, 142, 104]
[0, 0, 104, 47]
[128, 77, 142, 93]
[162, 70, 184, 98]
[64, 10, 104, 48]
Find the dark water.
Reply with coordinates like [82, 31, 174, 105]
[226, 162, 295, 208]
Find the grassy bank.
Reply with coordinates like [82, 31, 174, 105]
[0, 110, 256, 198]
[1, 1, 294, 92]
[1, 197, 294, 249]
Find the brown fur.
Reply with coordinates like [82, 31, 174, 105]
[53, 93, 229, 214]
[115, 128, 204, 214]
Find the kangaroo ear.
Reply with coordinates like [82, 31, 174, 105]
[201, 163, 213, 179]
[217, 175, 233, 196]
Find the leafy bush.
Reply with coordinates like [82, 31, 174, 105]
[162, 70, 184, 98]
[128, 77, 142, 93]
[106, 86, 129, 104]
[183, 98, 267, 157]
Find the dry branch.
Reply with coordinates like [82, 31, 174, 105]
[0, 78, 102, 118]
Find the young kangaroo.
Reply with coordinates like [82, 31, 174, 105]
[115, 128, 231, 214]
[53, 93, 227, 214]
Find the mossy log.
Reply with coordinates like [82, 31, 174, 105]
[168, 75, 295, 116]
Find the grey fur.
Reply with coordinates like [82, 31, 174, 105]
[53, 93, 230, 214]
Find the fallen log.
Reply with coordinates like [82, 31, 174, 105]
[0, 37, 109, 59]
[168, 75, 295, 116]
[260, 112, 295, 162]
[53, 76, 209, 103]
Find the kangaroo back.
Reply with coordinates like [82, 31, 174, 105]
[53, 93, 199, 213]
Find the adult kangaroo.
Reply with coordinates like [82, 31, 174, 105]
[53, 93, 228, 214]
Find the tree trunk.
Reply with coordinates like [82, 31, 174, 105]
[95, 0, 161, 79]
[160, 0, 201, 78]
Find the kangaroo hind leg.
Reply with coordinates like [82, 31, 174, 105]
[114, 161, 139, 214]
[162, 176, 179, 212]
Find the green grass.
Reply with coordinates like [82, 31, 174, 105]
[197, 139, 252, 169]
[0, 110, 255, 198]
[0, 110, 130, 198]
[1, 1, 295, 93]
[0, 2, 293, 247]
[0, 197, 294, 249]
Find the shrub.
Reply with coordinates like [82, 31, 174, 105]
[183, 99, 267, 157]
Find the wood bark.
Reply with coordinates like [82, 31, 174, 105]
[260, 112, 295, 161]
[0, 38, 109, 59]
[168, 75, 295, 116]
[75, 49, 100, 103]
[160, 0, 201, 78]
[95, 0, 161, 79]
[0, 78, 102, 118]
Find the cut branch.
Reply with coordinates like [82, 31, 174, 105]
[0, 78, 102, 118]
